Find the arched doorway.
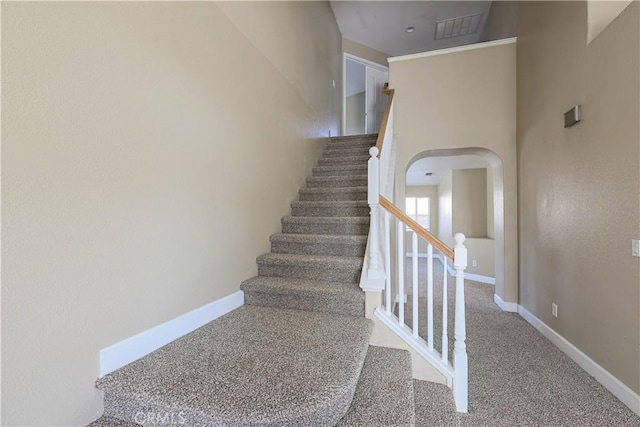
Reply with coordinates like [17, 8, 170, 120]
[402, 147, 513, 309]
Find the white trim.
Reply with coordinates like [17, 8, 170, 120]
[344, 52, 389, 72]
[375, 308, 454, 379]
[433, 253, 495, 284]
[518, 305, 640, 416]
[406, 252, 429, 258]
[493, 293, 518, 312]
[388, 37, 517, 63]
[99, 291, 244, 377]
[465, 273, 495, 285]
[434, 253, 456, 276]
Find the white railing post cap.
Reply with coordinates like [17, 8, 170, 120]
[369, 146, 379, 157]
[454, 233, 467, 269]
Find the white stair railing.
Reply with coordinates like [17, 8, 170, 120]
[360, 87, 469, 413]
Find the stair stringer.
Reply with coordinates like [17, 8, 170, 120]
[363, 291, 452, 387]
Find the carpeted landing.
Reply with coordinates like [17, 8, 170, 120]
[91, 134, 417, 426]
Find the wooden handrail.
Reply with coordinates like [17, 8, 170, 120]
[375, 89, 395, 155]
[379, 195, 455, 259]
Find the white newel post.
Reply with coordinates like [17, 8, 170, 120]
[453, 232, 468, 413]
[367, 147, 381, 279]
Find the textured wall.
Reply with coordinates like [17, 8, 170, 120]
[517, 1, 639, 393]
[452, 169, 488, 238]
[1, 2, 342, 425]
[389, 41, 517, 303]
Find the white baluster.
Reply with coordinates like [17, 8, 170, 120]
[427, 243, 434, 351]
[384, 210, 391, 314]
[412, 232, 419, 338]
[397, 220, 404, 325]
[453, 233, 468, 413]
[367, 147, 381, 280]
[442, 256, 449, 365]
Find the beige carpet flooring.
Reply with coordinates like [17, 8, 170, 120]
[401, 257, 640, 426]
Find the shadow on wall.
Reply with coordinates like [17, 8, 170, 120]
[404, 147, 505, 291]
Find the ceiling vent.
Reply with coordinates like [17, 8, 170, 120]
[434, 13, 483, 40]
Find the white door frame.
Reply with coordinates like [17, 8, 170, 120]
[342, 53, 389, 136]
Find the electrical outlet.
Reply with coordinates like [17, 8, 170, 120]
[633, 239, 639, 257]
[472, 260, 477, 268]
[552, 303, 558, 318]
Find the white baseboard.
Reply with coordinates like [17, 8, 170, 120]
[465, 273, 495, 285]
[493, 293, 518, 312]
[518, 305, 640, 416]
[100, 290, 244, 377]
[433, 254, 495, 284]
[405, 252, 429, 258]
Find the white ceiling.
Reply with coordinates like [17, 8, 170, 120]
[330, 1, 493, 57]
[406, 154, 489, 186]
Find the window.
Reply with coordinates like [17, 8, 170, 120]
[405, 197, 430, 231]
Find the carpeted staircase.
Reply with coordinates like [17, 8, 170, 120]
[92, 134, 415, 427]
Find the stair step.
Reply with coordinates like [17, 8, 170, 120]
[306, 175, 368, 188]
[337, 346, 416, 426]
[87, 416, 138, 427]
[96, 305, 373, 427]
[291, 200, 370, 218]
[270, 233, 367, 256]
[323, 147, 372, 157]
[318, 155, 371, 166]
[329, 134, 377, 146]
[257, 253, 363, 282]
[241, 276, 365, 316]
[282, 216, 369, 235]
[299, 186, 368, 202]
[312, 164, 368, 177]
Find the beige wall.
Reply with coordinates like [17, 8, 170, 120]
[465, 238, 495, 278]
[389, 40, 517, 303]
[343, 37, 389, 67]
[517, 1, 639, 394]
[346, 91, 365, 135]
[452, 169, 488, 238]
[1, 2, 342, 425]
[487, 167, 495, 238]
[437, 171, 454, 248]
[436, 170, 495, 278]
[488, 1, 519, 40]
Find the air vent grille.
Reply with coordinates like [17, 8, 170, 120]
[435, 13, 483, 40]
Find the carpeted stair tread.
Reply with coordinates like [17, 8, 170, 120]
[328, 134, 377, 147]
[257, 252, 363, 282]
[87, 416, 139, 427]
[298, 186, 368, 201]
[290, 200, 370, 217]
[323, 147, 373, 157]
[96, 305, 374, 427]
[281, 216, 370, 235]
[241, 276, 365, 316]
[318, 155, 371, 166]
[312, 164, 368, 176]
[306, 174, 368, 188]
[270, 233, 367, 256]
[242, 276, 363, 298]
[256, 252, 363, 269]
[337, 346, 416, 427]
